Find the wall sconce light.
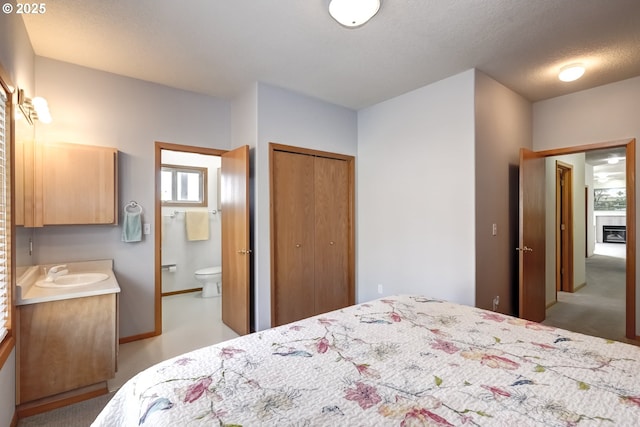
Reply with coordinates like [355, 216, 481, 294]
[17, 88, 52, 124]
[329, 0, 381, 28]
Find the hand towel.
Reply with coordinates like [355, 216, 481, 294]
[186, 211, 209, 241]
[122, 210, 142, 242]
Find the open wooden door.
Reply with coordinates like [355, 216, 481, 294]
[221, 145, 251, 335]
[519, 148, 546, 322]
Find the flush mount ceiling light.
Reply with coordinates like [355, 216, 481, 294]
[607, 156, 624, 165]
[329, 0, 380, 28]
[558, 63, 585, 82]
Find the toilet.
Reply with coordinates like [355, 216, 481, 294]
[194, 266, 222, 298]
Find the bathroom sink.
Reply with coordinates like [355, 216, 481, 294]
[36, 273, 109, 288]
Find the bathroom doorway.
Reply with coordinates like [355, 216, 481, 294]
[153, 142, 251, 337]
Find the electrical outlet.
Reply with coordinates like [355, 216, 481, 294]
[143, 223, 151, 235]
[492, 223, 497, 236]
[377, 284, 383, 294]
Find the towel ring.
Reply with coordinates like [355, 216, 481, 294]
[124, 200, 143, 214]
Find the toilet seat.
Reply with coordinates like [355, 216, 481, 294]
[195, 266, 222, 276]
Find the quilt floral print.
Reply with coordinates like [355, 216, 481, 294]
[93, 295, 640, 426]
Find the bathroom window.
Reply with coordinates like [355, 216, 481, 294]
[161, 164, 208, 207]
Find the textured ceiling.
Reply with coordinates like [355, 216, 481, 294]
[21, 0, 640, 110]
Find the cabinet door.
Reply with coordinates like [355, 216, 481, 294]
[272, 150, 315, 325]
[18, 294, 117, 403]
[14, 137, 25, 226]
[314, 156, 350, 314]
[39, 143, 117, 225]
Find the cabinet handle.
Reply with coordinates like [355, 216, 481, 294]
[295, 244, 301, 248]
[237, 249, 253, 255]
[329, 241, 335, 245]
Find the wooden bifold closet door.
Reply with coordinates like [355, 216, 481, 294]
[271, 144, 354, 326]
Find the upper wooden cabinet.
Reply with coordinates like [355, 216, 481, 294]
[16, 142, 118, 227]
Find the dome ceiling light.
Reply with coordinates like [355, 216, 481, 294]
[558, 64, 585, 82]
[329, 0, 381, 28]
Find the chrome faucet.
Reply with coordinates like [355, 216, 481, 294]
[45, 264, 69, 281]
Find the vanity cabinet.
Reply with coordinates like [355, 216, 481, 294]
[16, 141, 118, 226]
[16, 293, 118, 405]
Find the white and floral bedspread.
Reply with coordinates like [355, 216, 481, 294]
[93, 295, 640, 426]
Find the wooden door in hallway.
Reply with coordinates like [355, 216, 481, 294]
[221, 145, 251, 335]
[519, 148, 547, 322]
[555, 162, 574, 293]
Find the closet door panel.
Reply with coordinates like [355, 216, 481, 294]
[314, 156, 350, 314]
[272, 151, 315, 325]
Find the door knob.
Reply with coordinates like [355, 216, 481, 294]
[237, 249, 252, 254]
[329, 241, 335, 245]
[515, 246, 533, 252]
[295, 244, 301, 248]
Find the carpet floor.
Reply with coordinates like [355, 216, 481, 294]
[543, 253, 632, 344]
[16, 392, 114, 427]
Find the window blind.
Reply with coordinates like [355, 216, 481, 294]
[0, 86, 7, 343]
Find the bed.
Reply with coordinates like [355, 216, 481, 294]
[92, 295, 640, 426]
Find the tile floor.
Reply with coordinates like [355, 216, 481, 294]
[109, 292, 238, 391]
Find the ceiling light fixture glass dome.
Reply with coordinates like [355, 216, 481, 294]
[558, 64, 585, 82]
[329, 0, 380, 28]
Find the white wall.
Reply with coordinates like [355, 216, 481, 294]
[0, 11, 34, 424]
[31, 58, 231, 338]
[544, 154, 586, 305]
[160, 151, 222, 293]
[533, 75, 640, 331]
[253, 82, 357, 330]
[357, 70, 476, 305]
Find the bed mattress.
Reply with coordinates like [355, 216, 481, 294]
[93, 295, 640, 426]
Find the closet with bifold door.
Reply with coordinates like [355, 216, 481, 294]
[270, 143, 355, 326]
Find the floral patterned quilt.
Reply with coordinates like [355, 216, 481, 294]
[93, 295, 640, 426]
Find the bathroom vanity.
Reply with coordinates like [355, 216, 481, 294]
[15, 260, 120, 416]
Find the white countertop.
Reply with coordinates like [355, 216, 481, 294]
[17, 259, 121, 306]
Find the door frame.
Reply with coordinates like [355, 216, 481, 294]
[153, 141, 227, 335]
[533, 138, 636, 340]
[555, 161, 574, 293]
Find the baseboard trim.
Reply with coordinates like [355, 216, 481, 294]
[17, 382, 108, 419]
[119, 330, 158, 344]
[574, 282, 586, 292]
[161, 287, 202, 297]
